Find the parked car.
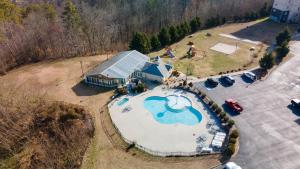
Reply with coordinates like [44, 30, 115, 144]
[221, 75, 235, 85]
[291, 99, 300, 108]
[224, 162, 242, 169]
[206, 78, 219, 87]
[243, 71, 256, 81]
[225, 99, 243, 113]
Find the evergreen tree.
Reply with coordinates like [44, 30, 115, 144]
[190, 17, 201, 33]
[169, 25, 179, 43]
[150, 35, 161, 51]
[183, 21, 191, 34]
[222, 17, 226, 24]
[176, 25, 184, 39]
[62, 0, 81, 30]
[129, 32, 151, 54]
[259, 53, 274, 70]
[158, 27, 171, 47]
[259, 2, 269, 17]
[180, 21, 190, 37]
[276, 28, 291, 46]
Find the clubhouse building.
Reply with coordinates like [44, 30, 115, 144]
[84, 50, 172, 87]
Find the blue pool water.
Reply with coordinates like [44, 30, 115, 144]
[117, 98, 129, 106]
[144, 95, 202, 126]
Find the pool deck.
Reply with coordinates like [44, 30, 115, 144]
[108, 85, 222, 156]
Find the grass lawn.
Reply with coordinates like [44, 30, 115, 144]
[150, 18, 292, 77]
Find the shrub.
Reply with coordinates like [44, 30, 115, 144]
[135, 83, 145, 93]
[259, 53, 274, 70]
[216, 107, 222, 114]
[219, 112, 226, 118]
[211, 103, 218, 110]
[206, 32, 212, 37]
[208, 100, 214, 106]
[188, 82, 193, 87]
[276, 28, 291, 46]
[201, 93, 206, 99]
[222, 116, 229, 123]
[198, 91, 202, 96]
[276, 45, 290, 59]
[230, 129, 239, 138]
[228, 119, 235, 127]
[172, 70, 180, 77]
[227, 143, 236, 155]
[230, 138, 237, 144]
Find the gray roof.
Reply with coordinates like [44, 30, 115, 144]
[86, 50, 149, 78]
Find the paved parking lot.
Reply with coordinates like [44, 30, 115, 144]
[197, 40, 300, 169]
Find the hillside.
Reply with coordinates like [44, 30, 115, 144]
[0, 90, 94, 169]
[0, 0, 273, 74]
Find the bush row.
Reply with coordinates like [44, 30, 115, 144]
[199, 91, 235, 128]
[227, 129, 239, 155]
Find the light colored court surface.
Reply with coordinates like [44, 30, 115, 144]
[109, 86, 223, 156]
[210, 43, 238, 55]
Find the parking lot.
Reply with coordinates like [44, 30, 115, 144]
[196, 40, 300, 169]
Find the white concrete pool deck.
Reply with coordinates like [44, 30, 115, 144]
[108, 86, 222, 156]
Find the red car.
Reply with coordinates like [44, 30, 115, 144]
[225, 99, 243, 113]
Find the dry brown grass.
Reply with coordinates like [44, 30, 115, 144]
[0, 54, 221, 169]
[150, 18, 295, 77]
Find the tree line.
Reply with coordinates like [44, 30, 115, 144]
[129, 2, 271, 54]
[0, 0, 272, 74]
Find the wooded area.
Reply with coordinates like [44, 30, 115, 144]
[0, 0, 273, 74]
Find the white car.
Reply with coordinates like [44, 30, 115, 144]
[243, 71, 256, 81]
[224, 162, 242, 169]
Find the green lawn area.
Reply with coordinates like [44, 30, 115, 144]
[149, 18, 289, 77]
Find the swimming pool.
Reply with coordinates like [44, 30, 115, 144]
[144, 95, 202, 126]
[117, 98, 129, 106]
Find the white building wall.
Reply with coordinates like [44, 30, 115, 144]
[288, 0, 300, 23]
[143, 73, 164, 82]
[272, 0, 300, 23]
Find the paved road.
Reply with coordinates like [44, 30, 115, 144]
[198, 39, 300, 169]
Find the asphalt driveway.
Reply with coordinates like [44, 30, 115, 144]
[197, 39, 300, 169]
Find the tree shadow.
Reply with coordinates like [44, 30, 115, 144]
[222, 104, 240, 117]
[231, 19, 296, 45]
[72, 81, 113, 96]
[287, 105, 300, 116]
[294, 119, 300, 125]
[252, 68, 267, 80]
[179, 55, 190, 60]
